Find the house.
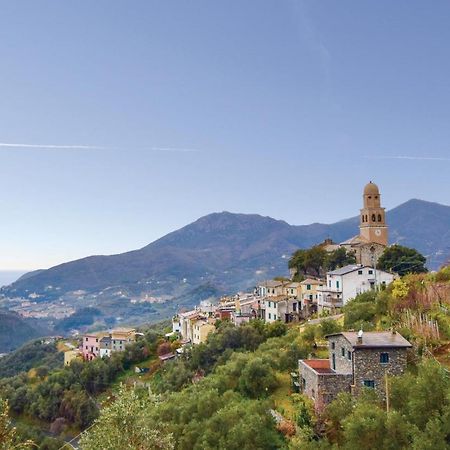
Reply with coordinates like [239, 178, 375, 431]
[317, 264, 394, 312]
[81, 333, 102, 360]
[231, 311, 253, 326]
[300, 278, 325, 316]
[111, 328, 136, 352]
[256, 280, 286, 297]
[172, 315, 182, 334]
[99, 336, 112, 358]
[263, 295, 299, 323]
[178, 309, 203, 341]
[81, 328, 137, 361]
[299, 331, 411, 411]
[64, 349, 82, 366]
[192, 320, 215, 344]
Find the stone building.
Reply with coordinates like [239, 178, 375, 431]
[299, 331, 411, 410]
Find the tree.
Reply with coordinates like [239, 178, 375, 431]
[0, 398, 34, 449]
[325, 248, 356, 271]
[79, 386, 174, 450]
[238, 357, 278, 398]
[378, 245, 427, 276]
[289, 246, 327, 279]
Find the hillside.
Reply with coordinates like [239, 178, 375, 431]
[0, 310, 48, 352]
[2, 199, 449, 304]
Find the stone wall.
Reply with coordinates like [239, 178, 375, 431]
[299, 361, 320, 401]
[352, 347, 408, 398]
[299, 360, 352, 411]
[319, 373, 353, 408]
[328, 335, 353, 373]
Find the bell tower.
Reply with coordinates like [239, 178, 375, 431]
[359, 181, 388, 246]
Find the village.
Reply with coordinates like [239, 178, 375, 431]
[61, 182, 421, 411]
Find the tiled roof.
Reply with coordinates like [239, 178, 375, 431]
[301, 359, 334, 374]
[300, 278, 324, 285]
[340, 234, 370, 245]
[327, 264, 365, 276]
[328, 331, 412, 348]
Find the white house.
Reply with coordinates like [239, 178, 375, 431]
[317, 264, 394, 311]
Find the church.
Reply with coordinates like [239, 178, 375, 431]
[339, 181, 388, 266]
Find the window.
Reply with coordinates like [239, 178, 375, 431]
[96, 338, 98, 342]
[358, 270, 363, 275]
[372, 214, 376, 221]
[309, 294, 313, 301]
[293, 303, 297, 312]
[341, 347, 345, 357]
[331, 342, 335, 350]
[380, 352, 389, 363]
[306, 284, 311, 290]
[347, 351, 352, 360]
[336, 281, 340, 289]
[85, 345, 88, 350]
[332, 353, 336, 370]
[268, 313, 271, 319]
[363, 380, 375, 388]
[378, 214, 382, 222]
[268, 301, 271, 308]
[85, 337, 88, 341]
[274, 315, 277, 320]
[368, 270, 373, 275]
[329, 280, 331, 288]
[361, 215, 365, 222]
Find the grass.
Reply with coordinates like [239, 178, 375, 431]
[272, 372, 296, 421]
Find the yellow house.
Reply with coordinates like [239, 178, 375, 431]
[300, 278, 325, 313]
[192, 320, 215, 345]
[111, 327, 136, 352]
[64, 349, 82, 366]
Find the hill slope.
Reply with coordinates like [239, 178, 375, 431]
[0, 310, 49, 352]
[2, 199, 449, 302]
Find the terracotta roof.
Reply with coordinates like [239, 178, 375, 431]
[301, 359, 334, 374]
[327, 331, 412, 348]
[340, 235, 370, 245]
[301, 278, 324, 285]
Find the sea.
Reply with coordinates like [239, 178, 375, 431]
[0, 270, 27, 288]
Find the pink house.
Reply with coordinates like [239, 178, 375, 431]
[82, 334, 100, 360]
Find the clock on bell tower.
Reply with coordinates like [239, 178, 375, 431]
[359, 181, 388, 246]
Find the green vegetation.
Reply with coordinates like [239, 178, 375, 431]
[289, 246, 356, 280]
[0, 398, 34, 449]
[0, 309, 48, 353]
[0, 340, 63, 378]
[3, 264, 450, 449]
[378, 244, 427, 276]
[54, 307, 102, 333]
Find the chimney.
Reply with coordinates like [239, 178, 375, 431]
[357, 329, 363, 344]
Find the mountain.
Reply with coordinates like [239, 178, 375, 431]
[2, 199, 449, 306]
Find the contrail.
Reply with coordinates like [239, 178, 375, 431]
[0, 142, 201, 152]
[365, 155, 450, 162]
[0, 142, 104, 149]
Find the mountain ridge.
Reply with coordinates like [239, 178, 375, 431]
[2, 199, 449, 303]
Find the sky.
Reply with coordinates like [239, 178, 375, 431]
[0, 1, 449, 271]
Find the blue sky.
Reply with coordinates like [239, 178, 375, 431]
[0, 1, 449, 271]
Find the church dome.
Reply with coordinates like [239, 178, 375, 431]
[364, 181, 379, 196]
